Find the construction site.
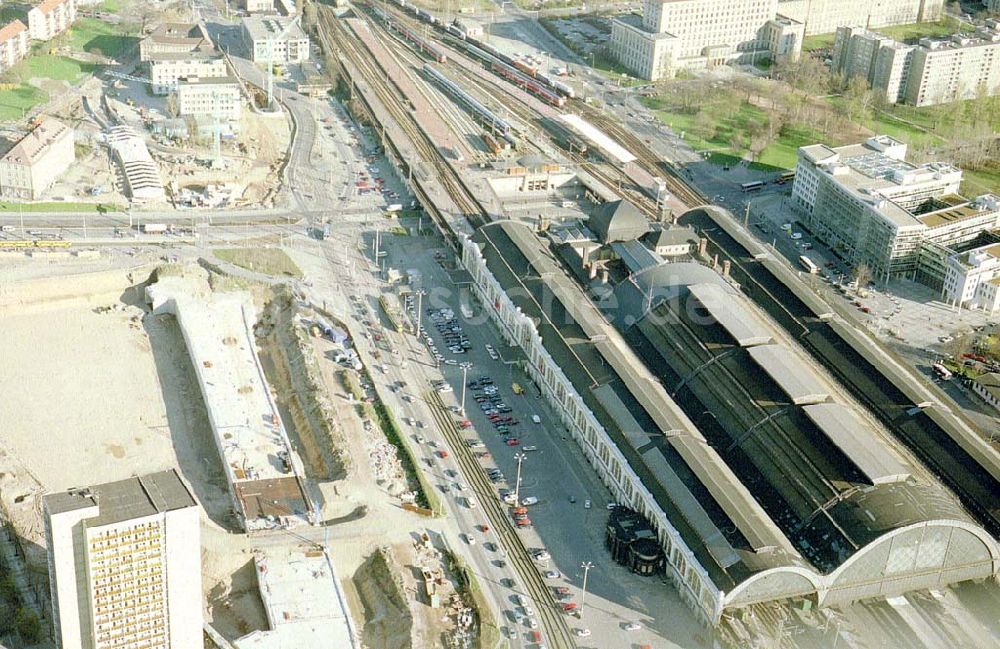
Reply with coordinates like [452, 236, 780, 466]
[0, 242, 490, 648]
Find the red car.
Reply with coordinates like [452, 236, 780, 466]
[562, 602, 578, 612]
[437, 450, 449, 459]
[506, 438, 520, 446]
[459, 419, 472, 429]
[530, 631, 542, 643]
[516, 517, 532, 527]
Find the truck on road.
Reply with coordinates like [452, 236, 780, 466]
[141, 223, 171, 234]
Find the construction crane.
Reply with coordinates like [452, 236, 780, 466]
[103, 70, 230, 163]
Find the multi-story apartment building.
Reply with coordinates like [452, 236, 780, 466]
[0, 116, 75, 200]
[150, 55, 228, 95]
[0, 19, 29, 74]
[241, 15, 310, 63]
[176, 76, 242, 121]
[793, 135, 1000, 284]
[833, 23, 1000, 106]
[905, 27, 1000, 105]
[777, 0, 943, 36]
[27, 0, 77, 41]
[610, 0, 804, 80]
[44, 469, 202, 649]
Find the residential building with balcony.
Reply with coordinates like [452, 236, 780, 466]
[44, 470, 202, 649]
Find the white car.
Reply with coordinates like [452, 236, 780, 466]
[575, 628, 591, 637]
[522, 445, 538, 452]
[523, 606, 535, 616]
[790, 232, 803, 240]
[625, 622, 642, 631]
[502, 493, 518, 505]
[527, 618, 538, 629]
[533, 550, 550, 560]
[463, 534, 476, 545]
[584, 499, 592, 509]
[544, 570, 560, 579]
[521, 496, 538, 506]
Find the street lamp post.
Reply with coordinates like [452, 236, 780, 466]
[459, 362, 473, 415]
[513, 452, 526, 506]
[580, 561, 594, 615]
[414, 289, 427, 336]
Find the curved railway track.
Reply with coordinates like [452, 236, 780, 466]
[424, 390, 577, 649]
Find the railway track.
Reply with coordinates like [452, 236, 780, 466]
[424, 390, 577, 649]
[316, 6, 488, 228]
[582, 107, 707, 208]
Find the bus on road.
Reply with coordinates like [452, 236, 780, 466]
[776, 171, 796, 184]
[932, 363, 953, 380]
[799, 255, 819, 273]
[741, 181, 765, 192]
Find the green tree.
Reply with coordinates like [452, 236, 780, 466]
[14, 608, 42, 644]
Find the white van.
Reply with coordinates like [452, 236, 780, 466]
[531, 415, 541, 424]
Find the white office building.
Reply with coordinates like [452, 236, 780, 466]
[241, 15, 310, 63]
[610, 0, 803, 80]
[44, 470, 202, 649]
[776, 0, 943, 36]
[793, 136, 1000, 284]
[177, 76, 242, 122]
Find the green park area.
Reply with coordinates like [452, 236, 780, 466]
[641, 52, 1000, 195]
[642, 84, 831, 172]
[0, 16, 139, 122]
[66, 17, 140, 58]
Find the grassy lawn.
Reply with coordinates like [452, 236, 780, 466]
[0, 201, 121, 212]
[25, 55, 97, 81]
[0, 85, 47, 121]
[643, 95, 769, 158]
[963, 165, 1000, 196]
[757, 122, 826, 170]
[66, 18, 139, 58]
[803, 32, 836, 52]
[876, 18, 971, 43]
[214, 248, 304, 278]
[100, 0, 129, 12]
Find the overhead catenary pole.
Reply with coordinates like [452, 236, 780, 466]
[580, 561, 594, 615]
[513, 452, 526, 507]
[459, 361, 473, 415]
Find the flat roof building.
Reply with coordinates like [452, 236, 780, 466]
[240, 15, 309, 63]
[0, 115, 74, 200]
[776, 0, 943, 36]
[792, 136, 1000, 283]
[833, 23, 1000, 106]
[176, 76, 242, 122]
[44, 470, 202, 649]
[609, 0, 803, 80]
[461, 219, 999, 624]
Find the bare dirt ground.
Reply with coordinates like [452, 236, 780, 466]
[0, 257, 269, 639]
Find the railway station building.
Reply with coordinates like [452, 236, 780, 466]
[461, 219, 999, 624]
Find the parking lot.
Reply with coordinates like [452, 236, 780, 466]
[381, 233, 710, 649]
